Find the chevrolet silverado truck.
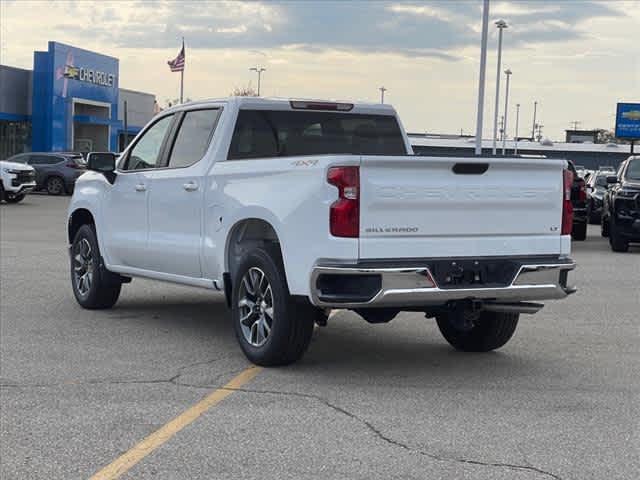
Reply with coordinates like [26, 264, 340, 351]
[67, 97, 576, 366]
[1, 159, 36, 203]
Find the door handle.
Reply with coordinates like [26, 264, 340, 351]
[135, 183, 146, 192]
[183, 181, 199, 192]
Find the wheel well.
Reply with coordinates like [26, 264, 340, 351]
[225, 219, 282, 306]
[68, 209, 95, 243]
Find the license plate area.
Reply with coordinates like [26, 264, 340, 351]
[428, 259, 521, 289]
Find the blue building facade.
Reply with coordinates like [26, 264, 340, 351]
[0, 42, 156, 159]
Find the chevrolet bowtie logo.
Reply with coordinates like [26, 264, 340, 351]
[63, 65, 80, 80]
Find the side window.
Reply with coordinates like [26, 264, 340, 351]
[122, 114, 174, 171]
[227, 110, 278, 160]
[167, 109, 220, 168]
[7, 154, 28, 164]
[30, 155, 62, 165]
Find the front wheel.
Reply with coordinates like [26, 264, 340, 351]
[70, 224, 122, 309]
[609, 220, 629, 253]
[436, 311, 519, 352]
[232, 247, 315, 366]
[4, 193, 25, 204]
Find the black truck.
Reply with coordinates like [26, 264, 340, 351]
[601, 156, 640, 252]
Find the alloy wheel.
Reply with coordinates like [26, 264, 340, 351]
[48, 177, 64, 195]
[238, 267, 274, 347]
[73, 238, 94, 296]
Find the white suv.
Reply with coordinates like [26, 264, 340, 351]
[1, 160, 36, 203]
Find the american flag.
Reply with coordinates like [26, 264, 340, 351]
[168, 41, 185, 72]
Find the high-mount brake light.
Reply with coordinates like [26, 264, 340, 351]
[562, 169, 574, 235]
[327, 166, 360, 238]
[290, 101, 354, 112]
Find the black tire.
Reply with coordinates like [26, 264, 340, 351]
[588, 201, 600, 224]
[4, 194, 25, 203]
[436, 311, 519, 352]
[231, 246, 315, 366]
[46, 176, 65, 195]
[0, 182, 4, 202]
[601, 215, 609, 237]
[609, 219, 629, 253]
[571, 221, 587, 241]
[70, 224, 122, 309]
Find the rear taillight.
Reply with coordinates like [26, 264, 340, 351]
[577, 178, 587, 203]
[327, 166, 359, 238]
[562, 169, 574, 235]
[66, 161, 80, 169]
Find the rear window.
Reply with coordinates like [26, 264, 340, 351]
[227, 110, 407, 160]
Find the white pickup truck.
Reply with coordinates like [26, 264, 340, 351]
[67, 97, 576, 365]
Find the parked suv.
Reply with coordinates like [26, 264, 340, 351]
[5, 152, 86, 195]
[586, 171, 611, 224]
[0, 159, 36, 203]
[601, 156, 640, 252]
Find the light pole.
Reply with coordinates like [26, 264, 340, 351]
[502, 68, 512, 155]
[492, 19, 508, 155]
[379, 86, 387, 104]
[474, 0, 490, 156]
[514, 103, 520, 155]
[249, 66, 266, 96]
[531, 100, 537, 141]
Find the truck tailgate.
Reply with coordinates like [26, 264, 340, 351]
[359, 156, 565, 259]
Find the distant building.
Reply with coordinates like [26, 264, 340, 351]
[565, 129, 599, 143]
[409, 134, 633, 170]
[1, 41, 157, 159]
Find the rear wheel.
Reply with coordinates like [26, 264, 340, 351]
[609, 219, 629, 253]
[46, 176, 65, 195]
[232, 247, 315, 366]
[436, 310, 519, 352]
[71, 224, 122, 309]
[571, 221, 587, 241]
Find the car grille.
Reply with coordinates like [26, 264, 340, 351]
[11, 171, 36, 186]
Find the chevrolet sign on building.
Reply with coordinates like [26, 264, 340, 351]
[0, 41, 156, 158]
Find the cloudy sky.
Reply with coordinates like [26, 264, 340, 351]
[1, 0, 638, 139]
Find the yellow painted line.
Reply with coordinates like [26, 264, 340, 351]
[90, 365, 262, 480]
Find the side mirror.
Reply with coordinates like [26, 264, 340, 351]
[87, 152, 117, 183]
[606, 175, 618, 185]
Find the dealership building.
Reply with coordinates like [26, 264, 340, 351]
[0, 41, 157, 159]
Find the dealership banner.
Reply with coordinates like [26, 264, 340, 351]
[615, 103, 640, 140]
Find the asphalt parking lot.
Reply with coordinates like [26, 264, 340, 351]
[1, 194, 638, 480]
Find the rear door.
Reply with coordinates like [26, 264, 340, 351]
[359, 156, 565, 259]
[146, 107, 221, 278]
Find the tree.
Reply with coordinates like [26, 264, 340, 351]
[163, 98, 192, 109]
[231, 83, 257, 97]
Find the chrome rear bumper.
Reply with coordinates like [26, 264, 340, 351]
[310, 259, 576, 309]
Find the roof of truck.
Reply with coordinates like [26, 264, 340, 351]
[162, 97, 398, 116]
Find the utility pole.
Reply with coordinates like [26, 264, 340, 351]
[492, 19, 508, 155]
[249, 66, 266, 96]
[571, 120, 581, 131]
[536, 124, 544, 142]
[514, 103, 520, 155]
[474, 0, 490, 156]
[379, 86, 387, 104]
[531, 101, 538, 140]
[502, 68, 512, 155]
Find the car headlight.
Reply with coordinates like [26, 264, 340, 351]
[2, 168, 23, 174]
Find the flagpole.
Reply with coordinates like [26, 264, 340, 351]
[180, 38, 184, 103]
